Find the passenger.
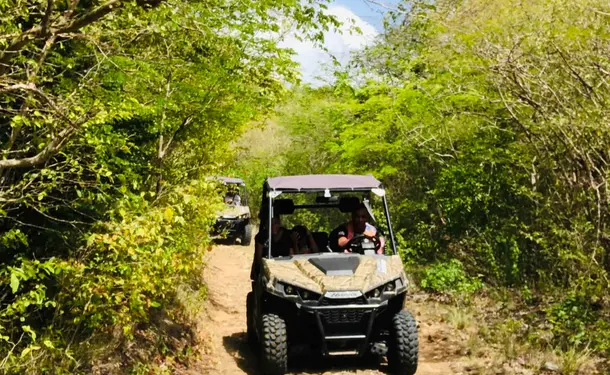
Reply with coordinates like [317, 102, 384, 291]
[251, 216, 294, 280]
[291, 225, 319, 254]
[224, 191, 241, 206]
[224, 193, 233, 204]
[331, 203, 385, 254]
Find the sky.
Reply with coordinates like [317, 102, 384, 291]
[334, 0, 398, 30]
[278, 0, 400, 85]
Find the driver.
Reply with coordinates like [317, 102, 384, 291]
[332, 203, 385, 254]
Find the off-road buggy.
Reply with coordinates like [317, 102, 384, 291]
[247, 174, 418, 375]
[210, 176, 252, 246]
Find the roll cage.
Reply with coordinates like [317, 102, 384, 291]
[258, 174, 398, 258]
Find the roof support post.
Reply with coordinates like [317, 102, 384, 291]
[382, 195, 398, 256]
[267, 192, 273, 259]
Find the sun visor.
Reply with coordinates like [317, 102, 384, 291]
[338, 197, 360, 213]
[273, 199, 295, 215]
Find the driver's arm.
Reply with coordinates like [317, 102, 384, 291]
[377, 236, 386, 254]
[337, 232, 352, 253]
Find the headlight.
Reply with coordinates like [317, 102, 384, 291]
[277, 282, 320, 301]
[298, 288, 321, 301]
[366, 279, 399, 299]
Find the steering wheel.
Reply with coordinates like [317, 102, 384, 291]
[344, 233, 381, 254]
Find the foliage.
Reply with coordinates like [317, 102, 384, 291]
[225, 118, 292, 221]
[0, 179, 220, 373]
[546, 289, 610, 354]
[418, 259, 483, 295]
[0, 0, 339, 372]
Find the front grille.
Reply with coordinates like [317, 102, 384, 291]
[320, 309, 366, 324]
[319, 297, 367, 324]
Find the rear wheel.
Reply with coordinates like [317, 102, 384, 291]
[388, 310, 418, 375]
[241, 223, 252, 246]
[260, 313, 288, 375]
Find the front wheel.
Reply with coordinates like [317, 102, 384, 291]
[260, 313, 288, 375]
[241, 223, 252, 246]
[388, 310, 418, 375]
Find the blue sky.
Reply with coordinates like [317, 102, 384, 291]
[333, 0, 399, 30]
[277, 0, 400, 85]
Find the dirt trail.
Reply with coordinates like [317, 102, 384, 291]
[200, 243, 467, 375]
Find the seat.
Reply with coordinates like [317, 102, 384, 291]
[312, 231, 329, 252]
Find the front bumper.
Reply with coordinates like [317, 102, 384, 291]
[301, 301, 384, 356]
[273, 291, 406, 357]
[260, 279, 407, 356]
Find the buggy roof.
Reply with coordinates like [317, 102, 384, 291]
[217, 176, 245, 185]
[265, 174, 382, 192]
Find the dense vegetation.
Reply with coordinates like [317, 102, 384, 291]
[2, 0, 610, 373]
[0, 0, 338, 373]
[232, 0, 610, 369]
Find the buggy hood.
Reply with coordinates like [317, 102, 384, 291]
[261, 254, 407, 294]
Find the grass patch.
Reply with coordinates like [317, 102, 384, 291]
[444, 305, 475, 331]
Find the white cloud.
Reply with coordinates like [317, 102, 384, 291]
[278, 5, 379, 86]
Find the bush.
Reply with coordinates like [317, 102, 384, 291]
[546, 287, 610, 354]
[0, 180, 220, 373]
[418, 259, 483, 295]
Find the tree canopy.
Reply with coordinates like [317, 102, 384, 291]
[2, 0, 610, 372]
[0, 0, 339, 372]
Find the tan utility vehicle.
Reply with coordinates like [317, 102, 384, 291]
[247, 174, 418, 375]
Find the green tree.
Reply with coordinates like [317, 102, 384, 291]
[0, 0, 340, 372]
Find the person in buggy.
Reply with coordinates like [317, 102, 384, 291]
[291, 225, 319, 254]
[330, 201, 386, 254]
[224, 191, 241, 206]
[250, 216, 294, 280]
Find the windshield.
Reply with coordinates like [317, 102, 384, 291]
[222, 184, 247, 206]
[260, 191, 396, 257]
